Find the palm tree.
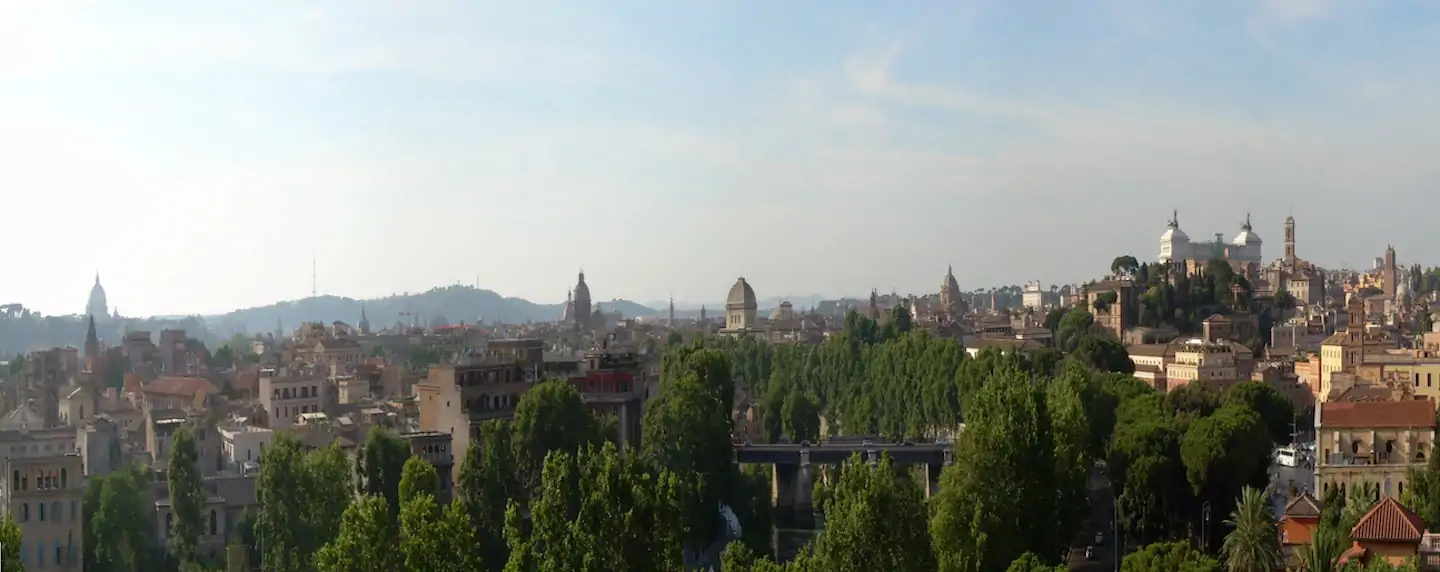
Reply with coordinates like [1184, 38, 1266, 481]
[1293, 522, 1342, 572]
[1221, 486, 1283, 572]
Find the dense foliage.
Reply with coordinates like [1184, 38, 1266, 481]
[77, 307, 1320, 572]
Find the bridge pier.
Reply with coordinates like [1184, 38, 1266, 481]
[924, 462, 943, 499]
[772, 464, 797, 515]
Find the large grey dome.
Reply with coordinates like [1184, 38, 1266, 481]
[726, 277, 757, 311]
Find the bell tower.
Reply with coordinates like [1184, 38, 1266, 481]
[1284, 216, 1296, 264]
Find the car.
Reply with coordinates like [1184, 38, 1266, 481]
[861, 439, 874, 447]
[1085, 547, 1096, 561]
[1095, 532, 1104, 546]
[799, 440, 811, 447]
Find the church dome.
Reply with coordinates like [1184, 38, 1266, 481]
[727, 277, 757, 310]
[942, 266, 960, 295]
[86, 273, 108, 318]
[1160, 224, 1190, 244]
[1232, 215, 1262, 246]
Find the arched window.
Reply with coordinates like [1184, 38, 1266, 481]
[210, 510, 218, 535]
[38, 502, 45, 522]
[60, 468, 67, 488]
[21, 503, 29, 522]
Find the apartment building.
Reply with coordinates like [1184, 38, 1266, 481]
[3, 453, 84, 570]
[259, 364, 329, 429]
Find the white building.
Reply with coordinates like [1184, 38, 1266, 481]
[218, 424, 274, 472]
[1158, 211, 1263, 265]
[1022, 281, 1045, 310]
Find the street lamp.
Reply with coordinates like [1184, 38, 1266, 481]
[1201, 501, 1212, 553]
[1113, 492, 1121, 572]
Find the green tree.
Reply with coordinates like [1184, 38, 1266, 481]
[1404, 444, 1440, 527]
[1295, 522, 1343, 572]
[781, 390, 821, 444]
[505, 444, 685, 572]
[211, 344, 236, 371]
[1221, 381, 1296, 445]
[642, 361, 737, 549]
[257, 435, 353, 572]
[1112, 255, 1141, 277]
[168, 427, 207, 568]
[1006, 551, 1065, 572]
[314, 495, 402, 572]
[1180, 405, 1271, 552]
[356, 426, 410, 514]
[512, 379, 601, 492]
[720, 541, 758, 571]
[1338, 483, 1378, 547]
[398, 456, 438, 504]
[458, 420, 520, 569]
[931, 367, 1063, 571]
[808, 456, 934, 572]
[1220, 486, 1282, 572]
[400, 496, 481, 572]
[1121, 541, 1221, 571]
[86, 465, 158, 572]
[0, 514, 23, 571]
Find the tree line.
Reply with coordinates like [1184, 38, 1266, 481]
[1, 305, 1350, 572]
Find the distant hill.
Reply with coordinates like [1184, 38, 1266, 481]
[203, 285, 658, 336]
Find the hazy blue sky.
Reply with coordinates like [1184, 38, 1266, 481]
[2, 0, 1438, 317]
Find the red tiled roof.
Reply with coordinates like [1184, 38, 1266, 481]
[1321, 399, 1436, 429]
[1350, 498, 1426, 543]
[144, 376, 220, 398]
[1284, 491, 1323, 519]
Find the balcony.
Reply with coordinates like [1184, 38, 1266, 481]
[1323, 451, 1417, 467]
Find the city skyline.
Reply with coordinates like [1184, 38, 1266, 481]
[2, 0, 1438, 316]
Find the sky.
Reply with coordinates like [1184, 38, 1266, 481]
[2, 0, 1439, 317]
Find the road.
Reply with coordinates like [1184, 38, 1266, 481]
[1068, 465, 1117, 571]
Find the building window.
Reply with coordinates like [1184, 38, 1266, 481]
[60, 468, 67, 488]
[52, 502, 61, 523]
[20, 503, 28, 522]
[36, 539, 43, 567]
[210, 510, 218, 536]
[54, 541, 62, 566]
[38, 502, 45, 522]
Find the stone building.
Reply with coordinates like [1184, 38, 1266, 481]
[720, 277, 761, 337]
[4, 452, 85, 569]
[259, 364, 329, 429]
[1156, 211, 1264, 278]
[1316, 398, 1434, 501]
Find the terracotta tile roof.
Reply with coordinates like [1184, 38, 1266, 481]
[144, 376, 220, 398]
[1350, 498, 1426, 543]
[1128, 343, 1175, 357]
[1284, 491, 1323, 519]
[1321, 398, 1436, 429]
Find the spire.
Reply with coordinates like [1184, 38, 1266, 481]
[1170, 209, 1179, 228]
[84, 314, 100, 359]
[94, 271, 101, 286]
[1243, 212, 1252, 231]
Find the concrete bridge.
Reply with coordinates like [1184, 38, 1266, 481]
[733, 441, 954, 520]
